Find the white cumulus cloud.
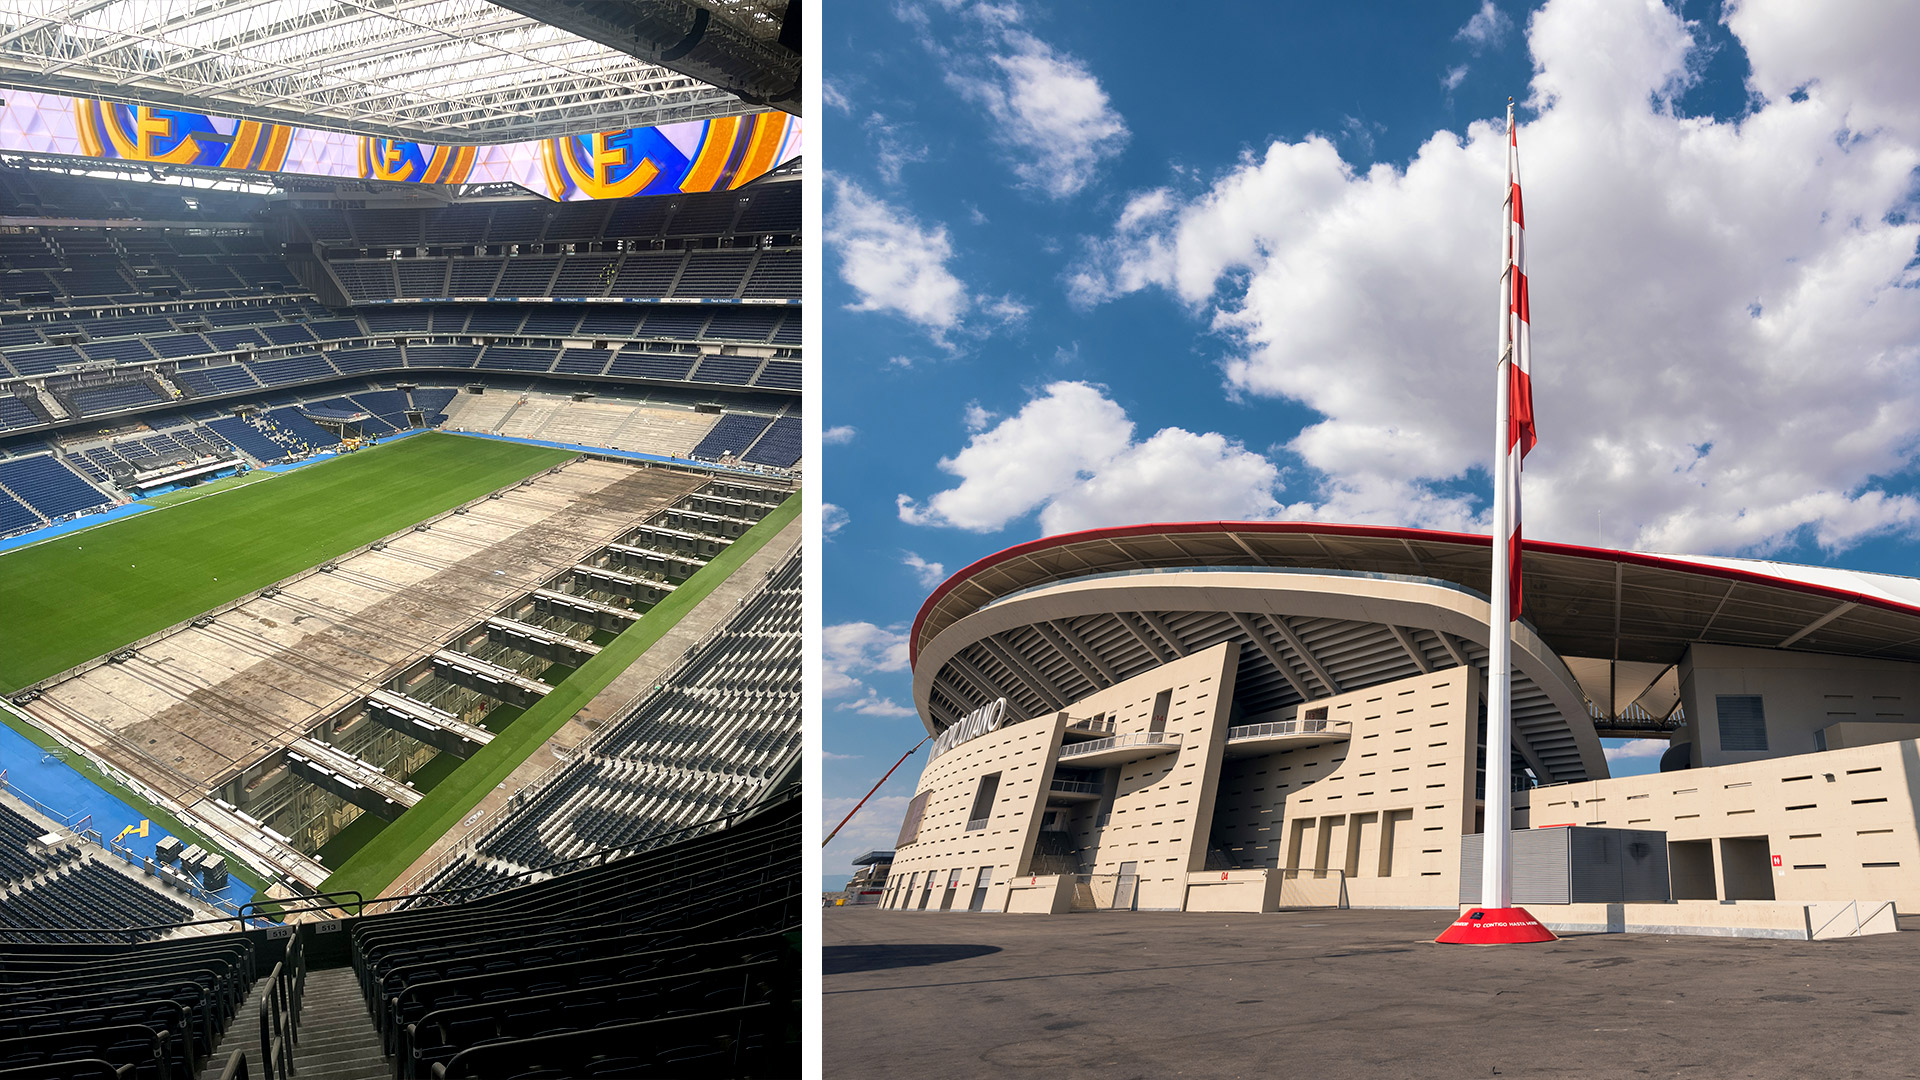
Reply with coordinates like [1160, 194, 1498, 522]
[900, 381, 1283, 535]
[1604, 739, 1669, 762]
[822, 502, 850, 539]
[823, 622, 915, 716]
[824, 793, 914, 874]
[827, 175, 971, 343]
[901, 551, 948, 587]
[931, 4, 1129, 198]
[1456, 0, 1514, 51]
[823, 426, 858, 445]
[1070, 0, 1920, 557]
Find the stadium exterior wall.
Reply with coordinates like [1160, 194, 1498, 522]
[887, 523, 1920, 917]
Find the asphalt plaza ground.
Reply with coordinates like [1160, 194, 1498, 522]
[823, 907, 1920, 1079]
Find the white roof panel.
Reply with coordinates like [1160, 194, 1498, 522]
[0, 0, 755, 142]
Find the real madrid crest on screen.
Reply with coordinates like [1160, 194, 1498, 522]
[75, 99, 293, 171]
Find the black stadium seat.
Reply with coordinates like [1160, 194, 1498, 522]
[0, 788, 796, 1079]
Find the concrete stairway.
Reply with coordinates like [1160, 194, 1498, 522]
[201, 967, 387, 1080]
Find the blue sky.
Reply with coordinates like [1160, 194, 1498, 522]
[820, 0, 1920, 883]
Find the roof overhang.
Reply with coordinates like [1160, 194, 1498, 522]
[913, 522, 1920, 672]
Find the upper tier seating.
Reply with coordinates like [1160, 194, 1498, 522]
[67, 379, 167, 417]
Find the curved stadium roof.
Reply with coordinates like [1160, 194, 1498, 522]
[914, 522, 1920, 669]
[0, 0, 791, 142]
[907, 522, 1920, 781]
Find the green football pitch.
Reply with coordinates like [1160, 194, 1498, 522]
[0, 432, 574, 693]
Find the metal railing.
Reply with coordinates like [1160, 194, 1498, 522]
[257, 927, 306, 1080]
[1059, 731, 1180, 760]
[1226, 718, 1353, 740]
[965, 817, 989, 831]
[1, 768, 248, 916]
[1048, 778, 1101, 795]
[1067, 872, 1138, 912]
[366, 783, 800, 916]
[0, 785, 797, 939]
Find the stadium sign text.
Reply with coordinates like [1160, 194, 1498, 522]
[929, 698, 1009, 760]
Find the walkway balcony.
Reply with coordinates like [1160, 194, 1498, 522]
[1057, 731, 1181, 768]
[1046, 777, 1104, 802]
[1223, 718, 1351, 758]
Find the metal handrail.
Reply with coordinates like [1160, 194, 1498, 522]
[1226, 718, 1352, 739]
[364, 783, 801, 915]
[1048, 778, 1101, 794]
[1059, 731, 1180, 759]
[0, 785, 797, 937]
[240, 890, 364, 921]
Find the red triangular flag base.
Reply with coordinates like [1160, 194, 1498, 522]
[1434, 907, 1558, 945]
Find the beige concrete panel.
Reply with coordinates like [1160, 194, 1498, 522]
[914, 570, 1605, 782]
[1183, 868, 1282, 912]
[1053, 643, 1240, 910]
[1212, 665, 1484, 908]
[1679, 643, 1920, 767]
[1522, 899, 1898, 939]
[1004, 875, 1074, 914]
[1516, 737, 1920, 909]
[1823, 721, 1920, 750]
[882, 710, 1068, 911]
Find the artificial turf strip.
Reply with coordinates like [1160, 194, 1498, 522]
[0, 433, 574, 692]
[319, 490, 800, 902]
[0, 704, 273, 897]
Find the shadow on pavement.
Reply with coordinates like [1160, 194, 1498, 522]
[824, 943, 1003, 975]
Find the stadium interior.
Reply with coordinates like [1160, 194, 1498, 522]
[0, 2, 801, 1077]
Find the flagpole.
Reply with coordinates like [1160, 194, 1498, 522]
[1483, 100, 1518, 912]
[1438, 99, 1553, 944]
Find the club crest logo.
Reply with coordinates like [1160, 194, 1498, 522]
[76, 100, 291, 170]
[357, 138, 476, 184]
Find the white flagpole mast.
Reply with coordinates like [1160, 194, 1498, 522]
[1483, 100, 1518, 910]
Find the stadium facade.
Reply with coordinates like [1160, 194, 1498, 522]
[881, 522, 1920, 917]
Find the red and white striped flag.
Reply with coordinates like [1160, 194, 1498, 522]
[1500, 106, 1535, 621]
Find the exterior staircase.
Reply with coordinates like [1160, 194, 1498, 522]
[202, 966, 387, 1080]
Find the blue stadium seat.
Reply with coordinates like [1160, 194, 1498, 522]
[204, 416, 289, 462]
[0, 455, 110, 517]
[742, 417, 801, 467]
[0, 395, 41, 431]
[753, 361, 800, 391]
[689, 415, 773, 461]
[0, 490, 39, 535]
[173, 364, 260, 397]
[689, 357, 758, 385]
[69, 381, 166, 416]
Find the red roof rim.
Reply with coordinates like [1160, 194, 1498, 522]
[907, 520, 1920, 667]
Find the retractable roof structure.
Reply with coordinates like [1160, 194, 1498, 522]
[0, 0, 790, 143]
